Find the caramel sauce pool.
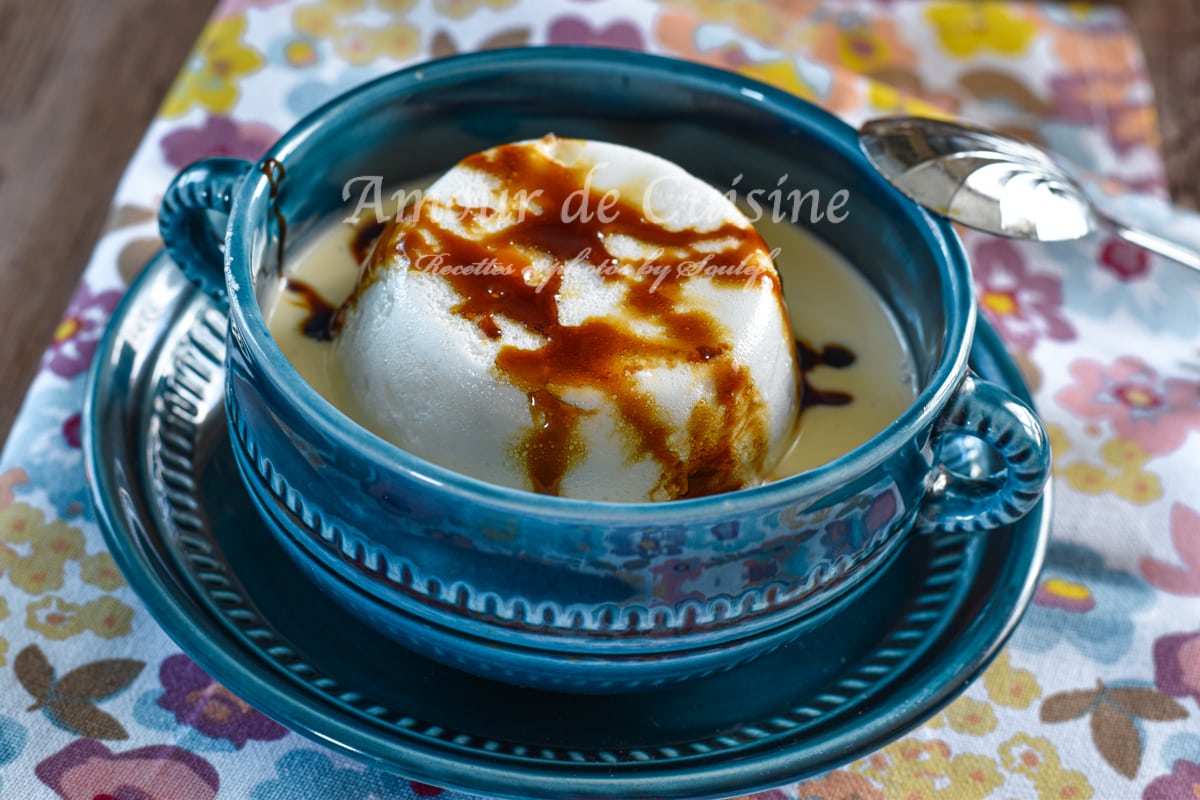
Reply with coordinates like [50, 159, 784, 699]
[266, 187, 917, 486]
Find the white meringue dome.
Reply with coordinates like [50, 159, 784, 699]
[333, 135, 801, 502]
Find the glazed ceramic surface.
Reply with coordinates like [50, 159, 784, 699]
[85, 252, 1050, 798]
[156, 49, 1049, 685]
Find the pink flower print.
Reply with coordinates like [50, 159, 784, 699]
[161, 115, 279, 170]
[157, 654, 288, 748]
[1099, 236, 1151, 281]
[547, 16, 645, 50]
[795, 772, 884, 800]
[1033, 578, 1096, 612]
[1141, 503, 1200, 596]
[1154, 630, 1200, 707]
[62, 413, 82, 449]
[1048, 71, 1157, 155]
[216, 0, 290, 19]
[36, 739, 219, 800]
[970, 237, 1074, 350]
[1056, 356, 1200, 456]
[42, 283, 123, 379]
[1145, 759, 1200, 800]
[0, 467, 29, 509]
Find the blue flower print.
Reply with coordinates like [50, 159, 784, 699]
[250, 748, 427, 799]
[286, 67, 385, 117]
[1059, 231, 1200, 339]
[0, 382, 91, 519]
[0, 716, 27, 795]
[1013, 540, 1153, 664]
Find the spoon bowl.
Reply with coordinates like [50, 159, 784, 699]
[859, 116, 1200, 272]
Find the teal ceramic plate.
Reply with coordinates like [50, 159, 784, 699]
[85, 253, 1050, 800]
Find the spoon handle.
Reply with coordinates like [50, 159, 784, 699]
[1097, 212, 1200, 274]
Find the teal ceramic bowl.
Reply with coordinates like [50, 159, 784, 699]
[158, 48, 1050, 691]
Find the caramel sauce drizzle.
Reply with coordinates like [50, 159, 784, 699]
[288, 289, 861, 432]
[796, 339, 856, 409]
[351, 218, 386, 265]
[348, 143, 793, 499]
[258, 158, 287, 275]
[284, 278, 337, 341]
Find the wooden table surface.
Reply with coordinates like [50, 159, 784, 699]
[0, 0, 1196, 444]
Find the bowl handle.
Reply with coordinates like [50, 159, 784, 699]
[919, 371, 1050, 532]
[159, 157, 253, 307]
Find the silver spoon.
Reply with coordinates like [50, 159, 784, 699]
[858, 116, 1200, 273]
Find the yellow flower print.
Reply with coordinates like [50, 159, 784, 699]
[793, 769, 884, 800]
[926, 2, 1039, 58]
[161, 15, 265, 118]
[294, 4, 339, 36]
[0, 596, 8, 665]
[0, 501, 44, 543]
[333, 24, 383, 64]
[26, 595, 133, 640]
[867, 81, 905, 112]
[8, 553, 68, 594]
[26, 596, 85, 640]
[1038, 769, 1093, 800]
[998, 734, 1046, 777]
[662, 0, 821, 48]
[292, 0, 420, 64]
[813, 17, 916, 76]
[80, 553, 126, 591]
[1044, 423, 1070, 461]
[945, 697, 998, 736]
[433, 0, 516, 19]
[849, 696, 1095, 797]
[1000, 734, 1093, 800]
[1055, 435, 1163, 504]
[1110, 469, 1162, 504]
[1100, 439, 1162, 503]
[284, 38, 320, 67]
[77, 596, 134, 639]
[292, 0, 372, 36]
[661, 0, 777, 45]
[38, 523, 85, 562]
[862, 738, 1002, 800]
[1063, 462, 1112, 495]
[983, 650, 1041, 709]
[945, 753, 1005, 799]
[1100, 438, 1149, 470]
[0, 502, 86, 594]
[734, 60, 818, 102]
[864, 81, 951, 118]
[373, 22, 420, 61]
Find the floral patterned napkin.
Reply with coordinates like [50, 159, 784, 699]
[3, 2, 1200, 798]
